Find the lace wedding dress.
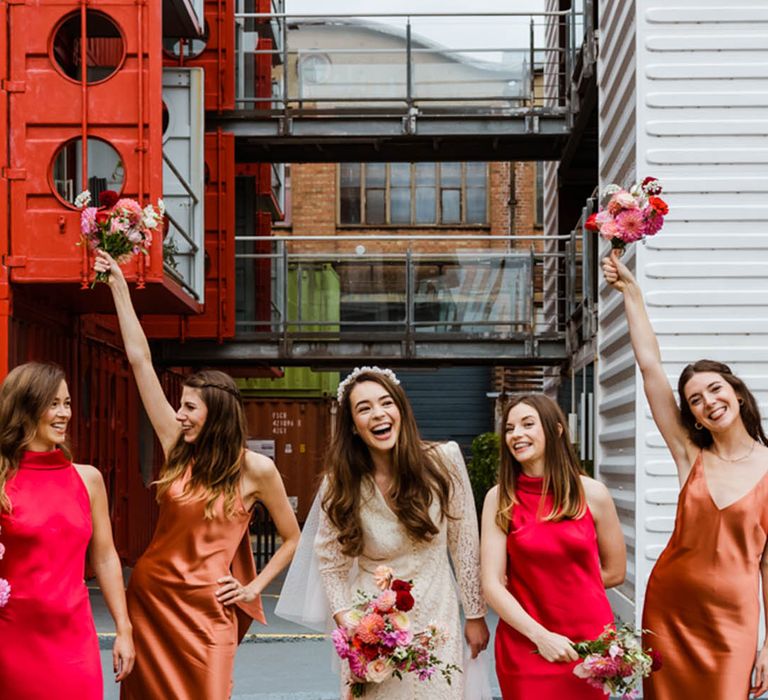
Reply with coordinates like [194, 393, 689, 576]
[315, 441, 486, 699]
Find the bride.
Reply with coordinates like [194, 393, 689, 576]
[277, 367, 490, 699]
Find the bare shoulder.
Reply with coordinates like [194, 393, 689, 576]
[580, 475, 611, 506]
[73, 463, 105, 501]
[73, 463, 104, 487]
[483, 484, 500, 509]
[243, 449, 279, 482]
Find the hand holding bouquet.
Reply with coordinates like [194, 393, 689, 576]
[585, 177, 668, 251]
[75, 189, 163, 285]
[572, 623, 662, 699]
[332, 565, 460, 698]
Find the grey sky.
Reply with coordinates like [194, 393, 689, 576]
[285, 1, 547, 65]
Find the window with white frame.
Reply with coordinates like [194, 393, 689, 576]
[339, 162, 488, 226]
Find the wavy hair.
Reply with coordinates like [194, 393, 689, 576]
[496, 394, 586, 532]
[155, 370, 247, 519]
[678, 359, 767, 449]
[0, 362, 72, 512]
[322, 370, 454, 557]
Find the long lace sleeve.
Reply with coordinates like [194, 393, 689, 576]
[443, 441, 487, 620]
[314, 482, 354, 618]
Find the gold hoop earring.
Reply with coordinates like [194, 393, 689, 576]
[695, 422, 703, 430]
[738, 398, 744, 406]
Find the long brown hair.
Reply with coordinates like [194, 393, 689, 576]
[322, 370, 454, 557]
[678, 359, 767, 449]
[496, 394, 586, 532]
[155, 370, 247, 519]
[0, 362, 72, 512]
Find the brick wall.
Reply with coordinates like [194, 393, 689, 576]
[288, 161, 540, 253]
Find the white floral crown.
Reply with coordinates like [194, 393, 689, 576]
[336, 366, 400, 403]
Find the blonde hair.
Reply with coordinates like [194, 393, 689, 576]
[496, 394, 586, 532]
[0, 362, 72, 512]
[154, 370, 247, 519]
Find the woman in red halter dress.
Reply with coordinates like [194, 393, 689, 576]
[481, 394, 625, 699]
[0, 362, 134, 699]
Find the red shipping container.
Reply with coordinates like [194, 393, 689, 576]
[143, 130, 236, 340]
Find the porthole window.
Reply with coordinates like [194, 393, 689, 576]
[163, 22, 209, 59]
[162, 101, 171, 138]
[51, 137, 125, 207]
[51, 10, 125, 84]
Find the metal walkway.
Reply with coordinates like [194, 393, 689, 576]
[219, 9, 583, 162]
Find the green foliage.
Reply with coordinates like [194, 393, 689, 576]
[466, 432, 501, 516]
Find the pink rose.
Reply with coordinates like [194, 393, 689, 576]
[374, 589, 396, 613]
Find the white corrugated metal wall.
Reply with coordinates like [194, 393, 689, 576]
[597, 0, 768, 625]
[595, 0, 638, 622]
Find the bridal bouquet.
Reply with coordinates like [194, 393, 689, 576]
[75, 189, 163, 284]
[572, 623, 662, 699]
[585, 176, 668, 251]
[332, 565, 459, 698]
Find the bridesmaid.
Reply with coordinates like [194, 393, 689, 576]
[603, 249, 768, 699]
[313, 367, 490, 699]
[0, 362, 135, 699]
[481, 393, 625, 699]
[95, 251, 301, 700]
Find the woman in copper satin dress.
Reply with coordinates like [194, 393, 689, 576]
[604, 250, 768, 699]
[97, 251, 301, 700]
[481, 394, 626, 699]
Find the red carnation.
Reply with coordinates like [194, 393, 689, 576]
[648, 196, 668, 216]
[95, 210, 111, 226]
[99, 190, 119, 209]
[650, 650, 663, 672]
[584, 213, 600, 232]
[360, 643, 379, 661]
[391, 579, 412, 593]
[395, 590, 414, 612]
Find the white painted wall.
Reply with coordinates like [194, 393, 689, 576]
[598, 0, 768, 626]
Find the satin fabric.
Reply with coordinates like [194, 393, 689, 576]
[0, 449, 101, 699]
[643, 453, 768, 699]
[495, 473, 613, 700]
[121, 468, 265, 700]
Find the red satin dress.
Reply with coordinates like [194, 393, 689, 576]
[643, 453, 768, 699]
[495, 473, 614, 699]
[0, 449, 101, 699]
[121, 468, 266, 700]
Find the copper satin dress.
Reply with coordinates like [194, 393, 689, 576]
[121, 469, 266, 700]
[0, 449, 101, 699]
[495, 473, 614, 699]
[643, 453, 768, 699]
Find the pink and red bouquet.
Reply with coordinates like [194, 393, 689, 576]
[331, 565, 459, 698]
[0, 525, 9, 608]
[572, 623, 662, 699]
[75, 189, 164, 284]
[585, 176, 668, 251]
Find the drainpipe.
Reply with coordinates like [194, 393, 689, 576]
[79, 0, 89, 288]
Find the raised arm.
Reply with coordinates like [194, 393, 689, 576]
[480, 486, 578, 664]
[442, 441, 489, 658]
[94, 251, 179, 454]
[602, 249, 694, 479]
